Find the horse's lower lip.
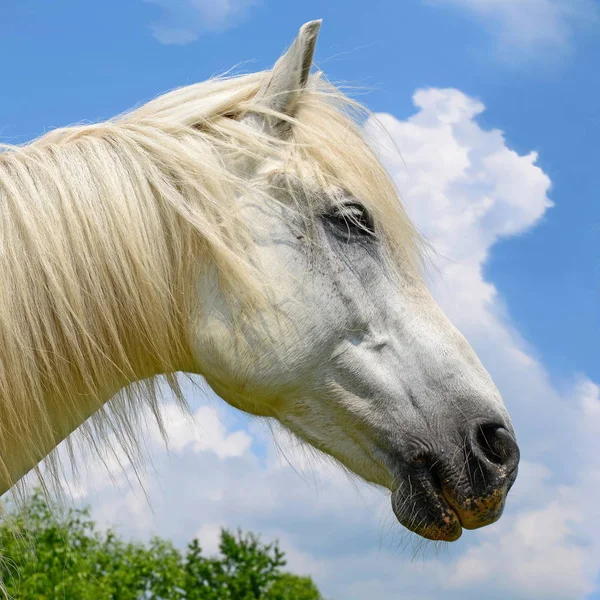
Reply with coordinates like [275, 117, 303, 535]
[391, 471, 463, 542]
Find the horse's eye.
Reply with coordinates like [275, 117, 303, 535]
[324, 202, 375, 239]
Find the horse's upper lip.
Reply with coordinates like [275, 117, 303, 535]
[439, 486, 464, 525]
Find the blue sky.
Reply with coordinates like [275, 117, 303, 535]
[1, 0, 599, 382]
[3, 1, 600, 599]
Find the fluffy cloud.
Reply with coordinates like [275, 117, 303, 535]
[33, 87, 600, 599]
[145, 0, 259, 45]
[427, 0, 599, 62]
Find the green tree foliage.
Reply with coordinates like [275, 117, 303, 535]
[0, 492, 324, 599]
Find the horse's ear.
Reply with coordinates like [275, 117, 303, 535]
[248, 20, 321, 137]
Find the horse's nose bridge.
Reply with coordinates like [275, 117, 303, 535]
[402, 290, 504, 402]
[399, 288, 478, 365]
[398, 307, 515, 450]
[384, 282, 513, 436]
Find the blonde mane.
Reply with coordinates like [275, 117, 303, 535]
[0, 69, 420, 495]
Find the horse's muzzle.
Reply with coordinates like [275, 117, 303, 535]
[391, 421, 520, 541]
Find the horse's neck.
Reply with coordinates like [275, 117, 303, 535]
[0, 145, 197, 496]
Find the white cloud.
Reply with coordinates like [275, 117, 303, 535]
[365, 89, 554, 352]
[427, 0, 599, 62]
[194, 522, 223, 554]
[367, 89, 553, 265]
[155, 404, 252, 458]
[145, 0, 259, 45]
[39, 88, 600, 598]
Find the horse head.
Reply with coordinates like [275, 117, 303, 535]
[190, 21, 519, 541]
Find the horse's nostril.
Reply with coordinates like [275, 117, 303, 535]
[472, 424, 520, 475]
[475, 425, 505, 465]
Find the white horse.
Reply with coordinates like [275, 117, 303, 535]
[0, 21, 518, 542]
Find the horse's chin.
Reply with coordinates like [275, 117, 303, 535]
[391, 476, 463, 542]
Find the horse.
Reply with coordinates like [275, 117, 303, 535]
[0, 20, 519, 542]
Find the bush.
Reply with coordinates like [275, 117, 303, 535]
[0, 492, 324, 599]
